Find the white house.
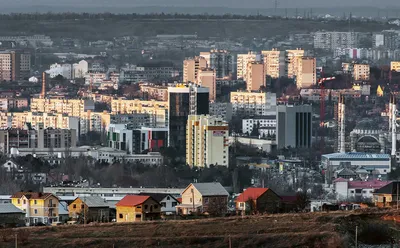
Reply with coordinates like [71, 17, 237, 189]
[138, 193, 180, 215]
[1, 160, 20, 172]
[242, 116, 276, 136]
[333, 178, 390, 201]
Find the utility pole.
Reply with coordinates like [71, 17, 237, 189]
[15, 233, 17, 248]
[229, 235, 232, 248]
[397, 182, 399, 210]
[355, 225, 358, 248]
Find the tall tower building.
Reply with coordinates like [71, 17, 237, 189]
[286, 49, 305, 79]
[186, 115, 229, 168]
[337, 95, 346, 153]
[183, 56, 207, 83]
[237, 51, 258, 79]
[245, 61, 266, 92]
[168, 84, 209, 154]
[296, 57, 316, 89]
[0, 50, 31, 82]
[196, 68, 216, 101]
[200, 50, 234, 79]
[262, 49, 285, 78]
[353, 64, 370, 81]
[276, 104, 312, 149]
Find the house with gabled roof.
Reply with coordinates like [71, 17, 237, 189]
[116, 195, 161, 222]
[373, 181, 400, 207]
[176, 182, 229, 215]
[137, 193, 179, 215]
[68, 196, 110, 223]
[235, 188, 281, 214]
[10, 192, 60, 225]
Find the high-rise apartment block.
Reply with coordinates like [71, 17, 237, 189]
[314, 32, 359, 50]
[0, 50, 31, 81]
[183, 56, 208, 83]
[262, 49, 285, 78]
[296, 57, 316, 89]
[30, 98, 95, 119]
[196, 68, 216, 101]
[286, 49, 305, 79]
[237, 51, 258, 79]
[245, 61, 265, 92]
[230, 91, 276, 116]
[391, 61, 400, 72]
[186, 115, 229, 168]
[353, 64, 370, 81]
[200, 50, 234, 79]
[276, 104, 312, 149]
[168, 85, 209, 153]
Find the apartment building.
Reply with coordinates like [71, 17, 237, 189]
[262, 49, 285, 78]
[30, 98, 95, 119]
[242, 116, 277, 137]
[230, 91, 277, 116]
[140, 84, 168, 101]
[200, 50, 234, 79]
[0, 128, 77, 154]
[245, 62, 265, 92]
[237, 51, 258, 79]
[209, 102, 233, 121]
[47, 63, 72, 79]
[183, 56, 208, 83]
[314, 32, 359, 50]
[111, 98, 168, 127]
[296, 57, 316, 89]
[286, 49, 305, 79]
[186, 115, 229, 168]
[196, 68, 216, 101]
[353, 64, 370, 81]
[391, 61, 400, 72]
[0, 98, 28, 111]
[0, 50, 31, 81]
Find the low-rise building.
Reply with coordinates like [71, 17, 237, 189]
[0, 98, 28, 112]
[235, 188, 281, 214]
[242, 116, 276, 137]
[334, 178, 390, 201]
[116, 195, 161, 222]
[68, 196, 110, 223]
[138, 193, 180, 215]
[0, 203, 25, 227]
[373, 181, 400, 207]
[176, 182, 229, 215]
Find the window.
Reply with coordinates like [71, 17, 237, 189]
[23, 200, 26, 204]
[119, 214, 123, 219]
[204, 198, 209, 204]
[154, 205, 158, 209]
[18, 199, 20, 204]
[190, 198, 193, 203]
[81, 204, 84, 209]
[167, 196, 170, 200]
[172, 202, 177, 207]
[240, 202, 244, 207]
[34, 209, 38, 214]
[137, 206, 141, 209]
[144, 205, 148, 210]
[135, 214, 141, 219]
[34, 200, 37, 205]
[161, 202, 166, 208]
[73, 204, 76, 209]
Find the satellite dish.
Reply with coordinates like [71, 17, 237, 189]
[349, 178, 354, 181]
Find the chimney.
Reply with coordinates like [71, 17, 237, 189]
[392, 94, 397, 156]
[41, 72, 46, 99]
[340, 95, 346, 153]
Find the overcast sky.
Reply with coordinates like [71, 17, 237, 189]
[0, 0, 399, 8]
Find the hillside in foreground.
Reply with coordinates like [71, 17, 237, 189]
[1, 210, 399, 248]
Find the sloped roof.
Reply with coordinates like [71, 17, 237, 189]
[10, 192, 55, 200]
[190, 182, 229, 197]
[337, 168, 357, 177]
[137, 193, 177, 203]
[116, 195, 150, 207]
[348, 180, 390, 189]
[236, 188, 269, 202]
[59, 201, 69, 215]
[0, 203, 24, 214]
[374, 181, 400, 195]
[322, 152, 390, 161]
[80, 196, 109, 208]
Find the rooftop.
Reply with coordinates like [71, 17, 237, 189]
[115, 195, 151, 207]
[236, 188, 269, 202]
[0, 203, 24, 214]
[322, 152, 391, 161]
[189, 182, 229, 197]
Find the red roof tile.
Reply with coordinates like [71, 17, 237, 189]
[348, 180, 390, 189]
[176, 197, 182, 203]
[236, 188, 269, 202]
[116, 195, 150, 207]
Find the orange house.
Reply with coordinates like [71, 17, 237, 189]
[116, 195, 161, 222]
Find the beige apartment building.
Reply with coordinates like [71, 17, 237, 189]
[353, 64, 370, 81]
[183, 56, 208, 83]
[296, 57, 316, 89]
[111, 98, 168, 127]
[140, 84, 168, 101]
[391, 61, 400, 72]
[30, 98, 95, 119]
[245, 62, 266, 92]
[262, 49, 285, 78]
[237, 51, 258, 79]
[196, 68, 216, 101]
[230, 91, 277, 116]
[0, 50, 30, 81]
[286, 49, 305, 79]
[186, 115, 229, 168]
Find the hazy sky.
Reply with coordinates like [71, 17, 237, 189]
[0, 0, 399, 9]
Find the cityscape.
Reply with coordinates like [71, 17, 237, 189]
[1, 4, 400, 247]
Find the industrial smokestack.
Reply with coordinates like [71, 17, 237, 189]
[340, 95, 346, 153]
[392, 94, 397, 156]
[41, 72, 46, 99]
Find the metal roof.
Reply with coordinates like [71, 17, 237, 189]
[0, 203, 24, 214]
[191, 182, 229, 196]
[322, 152, 390, 161]
[80, 196, 109, 208]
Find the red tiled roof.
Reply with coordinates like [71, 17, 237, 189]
[348, 180, 390, 189]
[236, 188, 269, 202]
[177, 197, 182, 203]
[10, 192, 54, 200]
[116, 195, 150, 207]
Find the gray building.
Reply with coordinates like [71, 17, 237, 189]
[276, 104, 312, 149]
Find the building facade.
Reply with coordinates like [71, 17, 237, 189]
[186, 115, 229, 168]
[230, 91, 277, 117]
[200, 50, 234, 79]
[296, 57, 316, 89]
[196, 68, 216, 101]
[245, 62, 265, 92]
[237, 51, 258, 79]
[262, 49, 285, 78]
[183, 56, 208, 83]
[0, 50, 31, 81]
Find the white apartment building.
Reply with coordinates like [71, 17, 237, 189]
[242, 116, 276, 136]
[72, 60, 89, 78]
[262, 49, 285, 78]
[200, 49, 234, 79]
[230, 91, 277, 116]
[186, 115, 229, 168]
[314, 31, 359, 50]
[47, 63, 72, 79]
[237, 51, 258, 79]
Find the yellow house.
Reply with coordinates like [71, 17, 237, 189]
[116, 195, 161, 222]
[68, 196, 110, 223]
[11, 192, 60, 225]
